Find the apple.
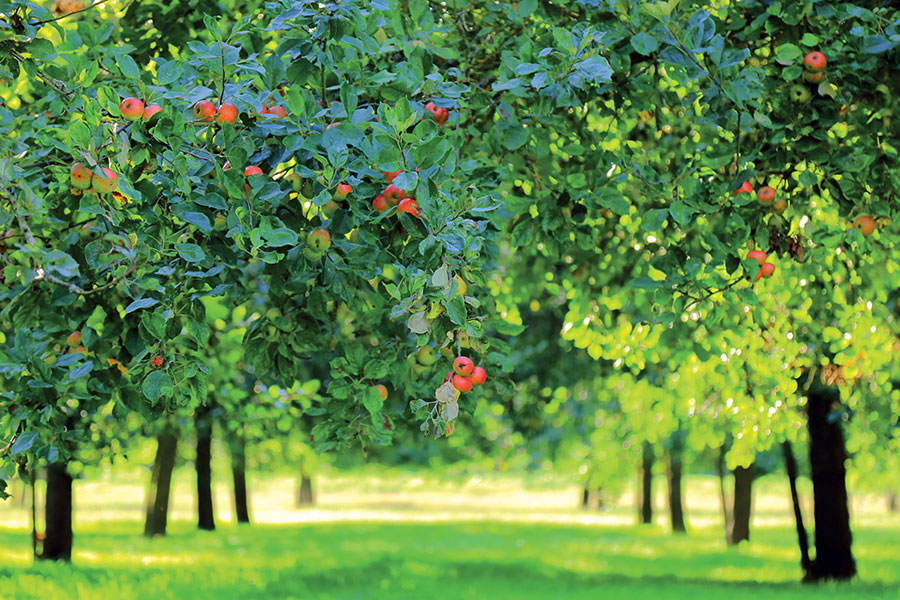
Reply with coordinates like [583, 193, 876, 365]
[267, 105, 288, 119]
[151, 355, 164, 369]
[453, 355, 474, 376]
[383, 184, 406, 206]
[804, 71, 825, 84]
[416, 346, 438, 366]
[92, 168, 118, 193]
[374, 384, 388, 400]
[372, 194, 388, 212]
[66, 331, 82, 347]
[747, 250, 767, 266]
[397, 198, 421, 218]
[854, 215, 876, 236]
[759, 262, 775, 279]
[216, 102, 238, 124]
[70, 162, 93, 189]
[322, 200, 340, 217]
[452, 374, 472, 393]
[425, 101, 449, 125]
[334, 183, 352, 200]
[307, 228, 331, 252]
[757, 186, 775, 205]
[303, 247, 324, 261]
[804, 51, 826, 71]
[142, 104, 163, 122]
[285, 173, 302, 193]
[193, 100, 216, 122]
[469, 366, 486, 386]
[244, 166, 263, 177]
[384, 169, 402, 183]
[119, 97, 144, 121]
[771, 199, 787, 214]
[789, 84, 812, 103]
[733, 180, 753, 195]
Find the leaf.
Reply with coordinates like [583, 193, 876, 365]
[774, 43, 801, 64]
[265, 228, 299, 247]
[124, 298, 159, 314]
[631, 32, 659, 55]
[861, 35, 894, 54]
[364, 359, 389, 379]
[176, 243, 206, 263]
[362, 387, 383, 414]
[181, 212, 212, 232]
[186, 318, 210, 347]
[629, 277, 664, 289]
[407, 311, 430, 334]
[10, 431, 38, 456]
[116, 54, 141, 79]
[142, 370, 173, 401]
[431, 265, 449, 287]
[68, 360, 93, 382]
[641, 208, 669, 231]
[595, 188, 630, 215]
[435, 381, 459, 404]
[441, 400, 459, 421]
[668, 201, 695, 225]
[445, 295, 467, 326]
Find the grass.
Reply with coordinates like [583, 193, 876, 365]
[0, 466, 899, 599]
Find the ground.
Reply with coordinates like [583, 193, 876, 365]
[0, 466, 898, 599]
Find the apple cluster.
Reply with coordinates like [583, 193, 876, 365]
[373, 170, 420, 218]
[424, 101, 449, 126]
[747, 250, 776, 281]
[445, 355, 487, 393]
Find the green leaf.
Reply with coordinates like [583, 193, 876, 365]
[407, 311, 430, 334]
[364, 359, 390, 379]
[265, 228, 299, 247]
[70, 122, 91, 148]
[142, 370, 174, 401]
[668, 201, 695, 225]
[10, 432, 38, 456]
[181, 212, 212, 232]
[68, 360, 93, 382]
[176, 243, 206, 263]
[116, 54, 141, 79]
[641, 208, 669, 231]
[445, 295, 467, 326]
[775, 43, 801, 63]
[595, 189, 630, 215]
[124, 298, 160, 314]
[186, 318, 210, 347]
[431, 265, 449, 287]
[631, 33, 659, 55]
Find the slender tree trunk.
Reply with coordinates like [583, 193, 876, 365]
[783, 441, 813, 580]
[807, 383, 856, 580]
[144, 434, 178, 537]
[639, 441, 653, 524]
[195, 405, 215, 531]
[298, 472, 315, 506]
[596, 488, 605, 510]
[666, 446, 686, 533]
[727, 463, 754, 545]
[39, 463, 72, 562]
[230, 438, 250, 524]
[581, 487, 590, 508]
[888, 492, 898, 513]
[717, 445, 731, 540]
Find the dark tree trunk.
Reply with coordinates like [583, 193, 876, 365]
[639, 441, 653, 524]
[717, 445, 731, 540]
[581, 487, 590, 508]
[783, 441, 813, 580]
[727, 463, 754, 545]
[144, 434, 178, 537]
[666, 446, 686, 533]
[298, 472, 315, 506]
[230, 438, 250, 524]
[889, 492, 898, 513]
[195, 405, 215, 531]
[807, 383, 856, 580]
[39, 463, 72, 562]
[596, 488, 605, 510]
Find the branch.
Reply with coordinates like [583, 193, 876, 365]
[28, 0, 112, 25]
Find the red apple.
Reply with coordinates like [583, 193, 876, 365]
[70, 162, 93, 189]
[216, 102, 238, 124]
[747, 250, 767, 266]
[193, 100, 216, 122]
[91, 168, 118, 193]
[307, 228, 331, 252]
[142, 104, 163, 122]
[383, 184, 407, 206]
[119, 97, 144, 121]
[397, 197, 421, 218]
[757, 186, 775, 205]
[804, 51, 826, 71]
[452, 374, 472, 393]
[453, 356, 474, 376]
[372, 194, 388, 212]
[384, 169, 402, 183]
[334, 183, 352, 200]
[733, 180, 753, 195]
[469, 366, 486, 386]
[854, 216, 876, 236]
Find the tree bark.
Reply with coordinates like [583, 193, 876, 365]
[639, 441, 653, 524]
[195, 405, 215, 531]
[596, 488, 605, 510]
[298, 472, 315, 506]
[783, 440, 813, 580]
[39, 463, 72, 562]
[581, 487, 590, 508]
[666, 445, 686, 533]
[717, 445, 731, 540]
[807, 383, 856, 580]
[727, 463, 754, 545]
[889, 492, 898, 513]
[144, 433, 178, 537]
[230, 437, 250, 524]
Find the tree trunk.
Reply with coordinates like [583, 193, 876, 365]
[39, 463, 72, 562]
[581, 487, 590, 508]
[144, 433, 178, 537]
[717, 445, 731, 540]
[889, 492, 898, 513]
[666, 446, 686, 533]
[298, 472, 315, 506]
[639, 441, 653, 524]
[230, 438, 250, 524]
[783, 441, 813, 580]
[596, 488, 605, 510]
[195, 405, 215, 531]
[807, 383, 856, 580]
[727, 463, 754, 545]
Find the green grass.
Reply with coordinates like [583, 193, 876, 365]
[0, 470, 899, 599]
